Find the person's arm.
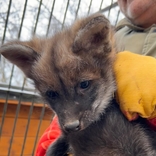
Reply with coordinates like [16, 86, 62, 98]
[114, 51, 156, 127]
[35, 116, 61, 156]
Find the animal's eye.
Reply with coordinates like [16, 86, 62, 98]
[80, 80, 90, 89]
[46, 90, 59, 99]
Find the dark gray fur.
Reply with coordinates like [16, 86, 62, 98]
[47, 101, 156, 156]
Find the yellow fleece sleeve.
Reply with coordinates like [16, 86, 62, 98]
[114, 51, 156, 121]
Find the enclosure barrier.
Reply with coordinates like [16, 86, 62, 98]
[0, 0, 122, 155]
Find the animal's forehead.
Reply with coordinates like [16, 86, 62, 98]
[33, 32, 102, 92]
[53, 42, 80, 69]
[34, 50, 100, 93]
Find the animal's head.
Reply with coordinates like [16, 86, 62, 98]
[0, 14, 116, 133]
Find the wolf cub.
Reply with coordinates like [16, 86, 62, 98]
[1, 14, 156, 156]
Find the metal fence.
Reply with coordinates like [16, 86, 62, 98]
[0, 0, 123, 155]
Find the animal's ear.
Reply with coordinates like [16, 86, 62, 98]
[72, 14, 112, 53]
[0, 40, 41, 78]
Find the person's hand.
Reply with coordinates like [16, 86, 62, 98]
[114, 51, 156, 121]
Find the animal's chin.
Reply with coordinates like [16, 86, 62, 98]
[79, 110, 100, 131]
[80, 101, 109, 130]
[79, 121, 93, 131]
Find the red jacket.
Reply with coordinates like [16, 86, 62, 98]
[35, 116, 61, 156]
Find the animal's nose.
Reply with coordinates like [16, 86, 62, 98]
[64, 120, 80, 132]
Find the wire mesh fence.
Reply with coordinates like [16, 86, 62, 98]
[0, 0, 124, 155]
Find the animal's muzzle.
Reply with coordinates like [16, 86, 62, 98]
[64, 120, 80, 132]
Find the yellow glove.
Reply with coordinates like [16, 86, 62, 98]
[114, 51, 156, 121]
